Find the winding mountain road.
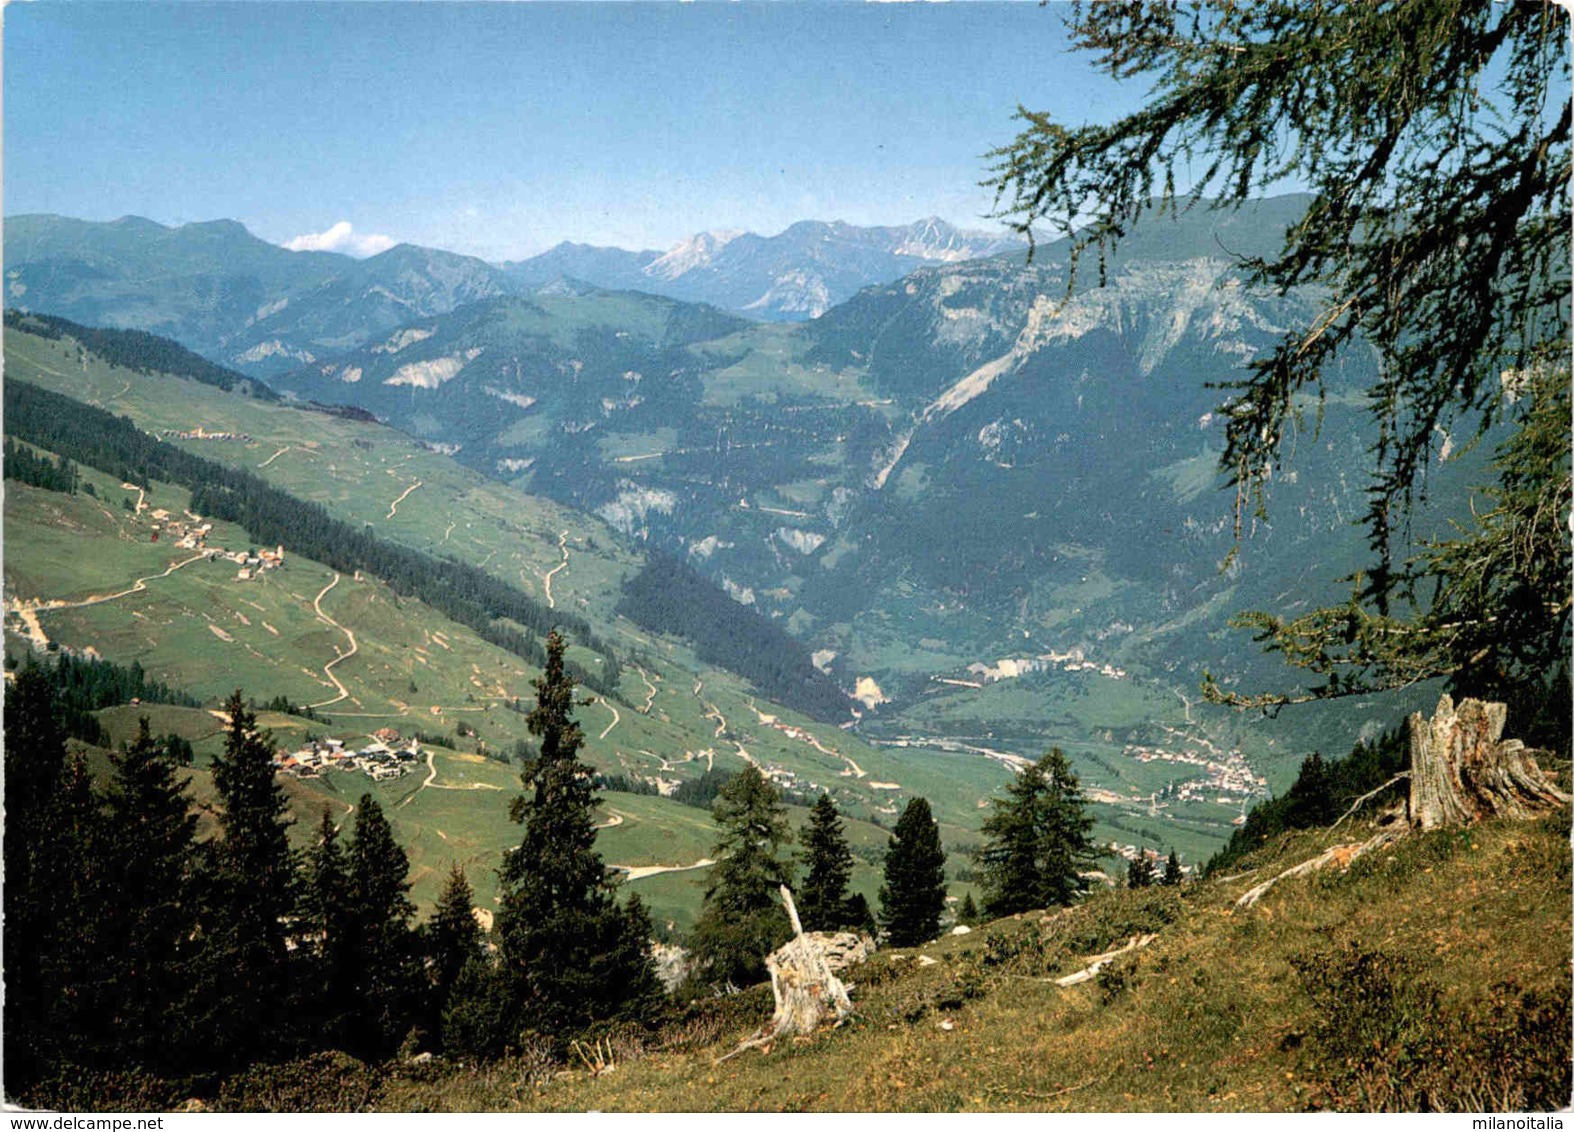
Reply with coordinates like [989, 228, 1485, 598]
[386, 480, 423, 519]
[35, 552, 207, 613]
[542, 530, 569, 609]
[598, 698, 621, 740]
[635, 667, 658, 713]
[307, 574, 358, 709]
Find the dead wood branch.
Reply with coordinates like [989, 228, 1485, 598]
[1331, 773, 1410, 829]
[1235, 829, 1401, 910]
[570, 1037, 614, 1077]
[985, 1074, 1109, 1102]
[1053, 933, 1157, 987]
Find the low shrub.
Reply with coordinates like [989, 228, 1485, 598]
[214, 1051, 381, 1113]
[1293, 943, 1573, 1111]
[23, 1067, 180, 1113]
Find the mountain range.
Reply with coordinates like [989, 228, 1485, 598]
[3, 195, 1475, 856]
[4, 213, 1025, 378]
[501, 218, 1025, 319]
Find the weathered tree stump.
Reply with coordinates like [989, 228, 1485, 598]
[1234, 697, 1566, 916]
[716, 886, 855, 1062]
[1407, 695, 1569, 831]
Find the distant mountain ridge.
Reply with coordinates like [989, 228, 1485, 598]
[4, 213, 513, 376]
[4, 212, 1026, 371]
[503, 217, 1026, 320]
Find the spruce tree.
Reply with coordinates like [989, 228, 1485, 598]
[1127, 850, 1153, 890]
[844, 891, 877, 937]
[1162, 849, 1183, 888]
[1285, 752, 1337, 828]
[879, 797, 947, 947]
[99, 718, 199, 1071]
[427, 863, 483, 1039]
[347, 795, 420, 1056]
[495, 630, 659, 1043]
[441, 956, 514, 1063]
[691, 765, 795, 987]
[303, 806, 355, 1049]
[2, 660, 74, 1089]
[979, 749, 1096, 917]
[797, 792, 856, 932]
[958, 891, 980, 926]
[196, 689, 297, 1069]
[42, 755, 109, 1078]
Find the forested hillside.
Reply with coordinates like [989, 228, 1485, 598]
[5, 380, 621, 693]
[619, 552, 849, 722]
[5, 309, 279, 399]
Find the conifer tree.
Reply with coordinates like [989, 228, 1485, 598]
[691, 765, 795, 987]
[1127, 850, 1154, 890]
[428, 863, 483, 1036]
[958, 891, 980, 926]
[196, 689, 297, 1069]
[989, 4, 1570, 741]
[1162, 849, 1183, 888]
[99, 718, 199, 1071]
[2, 660, 74, 1088]
[879, 797, 947, 947]
[797, 792, 856, 932]
[844, 891, 877, 937]
[41, 754, 109, 1076]
[1284, 752, 1337, 828]
[346, 795, 420, 1055]
[979, 749, 1096, 917]
[303, 806, 355, 1048]
[441, 956, 513, 1063]
[496, 630, 659, 1043]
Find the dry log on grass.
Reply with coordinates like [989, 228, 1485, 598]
[1407, 695, 1569, 831]
[716, 885, 855, 1063]
[1234, 828, 1402, 910]
[1053, 933, 1158, 987]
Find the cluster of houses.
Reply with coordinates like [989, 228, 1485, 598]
[156, 426, 251, 442]
[933, 647, 1129, 690]
[144, 508, 285, 580]
[225, 546, 285, 580]
[147, 508, 212, 547]
[274, 730, 422, 782]
[1123, 741, 1266, 807]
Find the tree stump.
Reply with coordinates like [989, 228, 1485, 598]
[1406, 695, 1569, 831]
[717, 886, 854, 1062]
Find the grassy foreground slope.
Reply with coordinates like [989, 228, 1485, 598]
[378, 810, 1571, 1112]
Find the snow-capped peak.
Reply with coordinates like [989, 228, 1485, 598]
[644, 228, 746, 281]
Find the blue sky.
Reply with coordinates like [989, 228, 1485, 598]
[5, 3, 1146, 260]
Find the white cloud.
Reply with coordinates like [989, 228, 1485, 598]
[282, 220, 396, 258]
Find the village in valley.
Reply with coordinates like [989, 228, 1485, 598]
[144, 502, 286, 580]
[274, 727, 422, 783]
